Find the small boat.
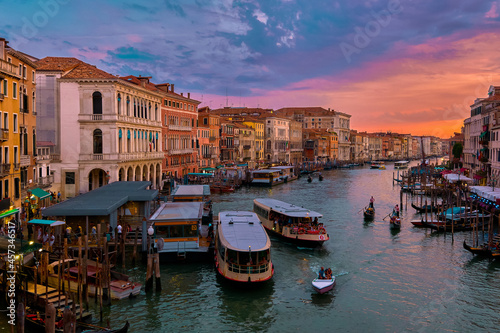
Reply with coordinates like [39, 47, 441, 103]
[394, 160, 409, 169]
[370, 161, 385, 169]
[363, 207, 375, 220]
[312, 277, 336, 294]
[389, 213, 401, 229]
[463, 240, 494, 257]
[411, 203, 441, 213]
[411, 218, 445, 227]
[318, 174, 324, 181]
[307, 176, 312, 183]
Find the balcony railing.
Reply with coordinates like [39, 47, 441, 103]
[0, 129, 8, 141]
[0, 59, 18, 77]
[50, 154, 61, 162]
[37, 175, 54, 187]
[168, 124, 192, 131]
[19, 107, 28, 113]
[20, 155, 31, 167]
[91, 114, 103, 121]
[0, 93, 4, 100]
[13, 163, 20, 171]
[168, 148, 194, 155]
[243, 145, 251, 150]
[0, 163, 11, 175]
[82, 152, 165, 162]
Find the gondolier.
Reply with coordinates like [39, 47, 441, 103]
[369, 196, 375, 208]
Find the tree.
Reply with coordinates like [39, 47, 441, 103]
[452, 142, 463, 169]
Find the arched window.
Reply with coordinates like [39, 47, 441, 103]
[134, 98, 137, 117]
[126, 96, 130, 116]
[32, 92, 35, 114]
[117, 93, 122, 114]
[93, 129, 103, 154]
[267, 140, 272, 150]
[92, 92, 102, 114]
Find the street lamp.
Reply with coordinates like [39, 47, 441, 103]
[147, 225, 154, 254]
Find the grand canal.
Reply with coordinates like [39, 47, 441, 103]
[3, 161, 500, 332]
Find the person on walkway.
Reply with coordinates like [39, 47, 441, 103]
[117, 223, 122, 241]
[369, 196, 375, 208]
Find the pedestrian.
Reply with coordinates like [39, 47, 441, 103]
[117, 223, 122, 241]
[57, 191, 61, 203]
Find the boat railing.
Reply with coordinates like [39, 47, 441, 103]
[227, 262, 269, 274]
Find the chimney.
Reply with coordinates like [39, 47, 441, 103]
[188, 92, 190, 99]
[181, 92, 183, 97]
[171, 84, 174, 92]
[137, 75, 151, 88]
[156, 83, 170, 92]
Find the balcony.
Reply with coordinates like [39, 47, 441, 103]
[169, 148, 194, 155]
[13, 163, 20, 171]
[0, 59, 18, 77]
[0, 163, 11, 176]
[0, 93, 3, 100]
[0, 129, 8, 141]
[20, 155, 31, 167]
[79, 151, 164, 162]
[50, 154, 61, 162]
[209, 136, 217, 142]
[168, 124, 192, 131]
[243, 145, 251, 150]
[37, 175, 54, 187]
[19, 107, 28, 113]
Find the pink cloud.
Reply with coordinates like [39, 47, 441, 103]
[485, 2, 499, 18]
[69, 47, 109, 61]
[127, 34, 143, 43]
[196, 30, 500, 137]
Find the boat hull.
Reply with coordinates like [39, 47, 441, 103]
[265, 226, 327, 248]
[312, 277, 336, 294]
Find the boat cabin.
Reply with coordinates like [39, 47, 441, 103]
[269, 166, 298, 182]
[251, 169, 284, 186]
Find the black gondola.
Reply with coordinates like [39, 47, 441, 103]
[363, 207, 375, 220]
[411, 202, 441, 213]
[319, 174, 324, 181]
[307, 176, 312, 183]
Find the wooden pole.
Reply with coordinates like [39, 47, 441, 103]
[45, 302, 56, 333]
[145, 252, 153, 292]
[83, 234, 88, 310]
[121, 231, 125, 269]
[155, 252, 161, 292]
[16, 302, 24, 333]
[78, 237, 83, 320]
[132, 228, 138, 265]
[103, 236, 110, 305]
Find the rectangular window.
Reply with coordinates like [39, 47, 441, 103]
[14, 178, 19, 199]
[65, 172, 75, 184]
[4, 179, 8, 199]
[32, 71, 35, 82]
[23, 66, 27, 79]
[13, 114, 17, 133]
[12, 82, 17, 99]
[3, 113, 7, 130]
[3, 80, 7, 96]
[13, 147, 18, 164]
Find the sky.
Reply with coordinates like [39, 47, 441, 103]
[1, 0, 500, 137]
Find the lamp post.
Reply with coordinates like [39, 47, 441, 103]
[147, 225, 154, 254]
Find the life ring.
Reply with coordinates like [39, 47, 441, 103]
[298, 228, 305, 235]
[319, 227, 326, 234]
[319, 234, 325, 240]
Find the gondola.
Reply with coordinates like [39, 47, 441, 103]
[463, 240, 493, 257]
[363, 207, 375, 220]
[307, 176, 312, 183]
[411, 202, 441, 213]
[319, 174, 324, 181]
[389, 213, 401, 229]
[81, 321, 130, 333]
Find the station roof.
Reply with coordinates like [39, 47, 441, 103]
[150, 202, 203, 222]
[172, 185, 210, 197]
[42, 181, 158, 217]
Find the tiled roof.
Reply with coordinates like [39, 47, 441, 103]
[35, 57, 83, 71]
[276, 107, 333, 116]
[120, 75, 159, 92]
[35, 57, 116, 79]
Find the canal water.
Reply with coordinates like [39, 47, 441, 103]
[3, 161, 500, 332]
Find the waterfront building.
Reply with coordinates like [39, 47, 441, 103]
[35, 57, 163, 199]
[155, 83, 200, 179]
[0, 38, 39, 211]
[464, 85, 500, 183]
[263, 115, 290, 164]
[350, 130, 365, 162]
[333, 111, 351, 161]
[233, 122, 255, 166]
[367, 135, 382, 161]
[220, 119, 235, 165]
[241, 117, 265, 166]
[289, 119, 303, 165]
[198, 107, 220, 169]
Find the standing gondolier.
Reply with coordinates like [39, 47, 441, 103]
[369, 196, 375, 208]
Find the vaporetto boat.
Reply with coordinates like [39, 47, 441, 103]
[215, 211, 274, 284]
[253, 198, 329, 247]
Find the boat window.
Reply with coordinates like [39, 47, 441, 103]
[155, 224, 198, 238]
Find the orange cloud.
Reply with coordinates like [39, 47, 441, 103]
[195, 31, 500, 138]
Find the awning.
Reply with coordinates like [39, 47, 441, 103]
[28, 219, 66, 227]
[0, 208, 19, 219]
[201, 167, 216, 171]
[31, 188, 51, 200]
[188, 173, 214, 177]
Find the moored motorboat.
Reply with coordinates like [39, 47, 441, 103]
[463, 240, 494, 257]
[312, 277, 336, 294]
[215, 211, 274, 284]
[253, 198, 328, 247]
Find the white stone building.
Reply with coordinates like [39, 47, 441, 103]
[35, 57, 163, 198]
